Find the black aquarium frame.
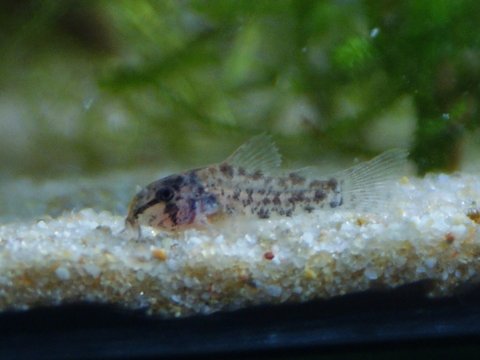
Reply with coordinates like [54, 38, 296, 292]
[1, 281, 480, 359]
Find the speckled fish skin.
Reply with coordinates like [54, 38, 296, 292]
[125, 135, 408, 233]
[194, 164, 342, 220]
[125, 171, 220, 232]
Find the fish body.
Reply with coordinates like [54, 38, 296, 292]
[125, 135, 407, 233]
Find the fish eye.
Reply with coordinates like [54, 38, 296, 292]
[156, 187, 174, 202]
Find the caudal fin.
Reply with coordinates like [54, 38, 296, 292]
[338, 149, 409, 211]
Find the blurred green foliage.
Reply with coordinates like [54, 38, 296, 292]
[1, 0, 479, 176]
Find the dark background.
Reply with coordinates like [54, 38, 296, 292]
[2, 281, 480, 359]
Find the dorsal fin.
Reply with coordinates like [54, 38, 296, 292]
[224, 134, 282, 173]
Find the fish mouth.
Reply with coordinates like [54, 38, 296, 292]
[125, 195, 161, 228]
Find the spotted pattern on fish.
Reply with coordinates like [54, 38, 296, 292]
[125, 134, 407, 233]
[192, 165, 343, 221]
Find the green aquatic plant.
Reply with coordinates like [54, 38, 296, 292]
[0, 0, 479, 176]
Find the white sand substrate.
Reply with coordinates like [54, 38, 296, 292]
[0, 173, 479, 317]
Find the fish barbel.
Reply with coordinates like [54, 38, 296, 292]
[125, 134, 408, 233]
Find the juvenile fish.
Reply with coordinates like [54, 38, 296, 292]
[125, 135, 408, 233]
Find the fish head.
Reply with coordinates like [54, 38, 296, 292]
[125, 171, 219, 232]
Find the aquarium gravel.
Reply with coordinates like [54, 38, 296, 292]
[0, 173, 479, 317]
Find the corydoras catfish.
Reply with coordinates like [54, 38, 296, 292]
[125, 134, 408, 234]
